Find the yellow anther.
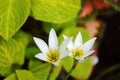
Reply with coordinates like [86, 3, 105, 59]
[46, 50, 60, 62]
[72, 47, 84, 58]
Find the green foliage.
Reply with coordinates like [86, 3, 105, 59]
[26, 46, 40, 59]
[16, 70, 36, 80]
[59, 27, 91, 44]
[49, 64, 62, 80]
[5, 70, 37, 80]
[0, 31, 30, 76]
[31, 0, 81, 23]
[29, 61, 52, 80]
[43, 18, 78, 33]
[62, 56, 74, 72]
[29, 59, 62, 80]
[0, 0, 30, 40]
[71, 57, 92, 79]
[28, 59, 44, 70]
[4, 74, 17, 80]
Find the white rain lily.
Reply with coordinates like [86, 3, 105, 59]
[63, 32, 97, 62]
[33, 29, 70, 66]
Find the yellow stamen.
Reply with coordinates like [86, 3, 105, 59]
[46, 49, 59, 62]
[72, 47, 84, 58]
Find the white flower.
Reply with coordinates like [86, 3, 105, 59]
[63, 32, 97, 62]
[33, 29, 70, 66]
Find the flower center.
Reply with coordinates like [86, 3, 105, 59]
[47, 50, 59, 62]
[72, 47, 84, 58]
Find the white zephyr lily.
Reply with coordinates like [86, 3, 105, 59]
[63, 32, 97, 62]
[33, 29, 70, 66]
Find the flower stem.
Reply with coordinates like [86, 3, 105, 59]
[64, 59, 79, 80]
[47, 64, 55, 80]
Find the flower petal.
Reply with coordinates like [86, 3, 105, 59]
[59, 38, 70, 58]
[74, 32, 82, 49]
[67, 40, 74, 50]
[35, 53, 47, 61]
[63, 35, 73, 50]
[83, 50, 95, 58]
[78, 57, 85, 62]
[33, 37, 49, 53]
[83, 37, 97, 51]
[52, 60, 60, 66]
[68, 52, 73, 57]
[60, 50, 69, 59]
[92, 55, 99, 65]
[63, 35, 69, 39]
[49, 28, 58, 50]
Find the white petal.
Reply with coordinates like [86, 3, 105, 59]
[67, 39, 73, 50]
[52, 60, 60, 66]
[78, 57, 85, 62]
[63, 35, 73, 50]
[49, 28, 58, 50]
[92, 55, 99, 65]
[83, 50, 95, 58]
[59, 39, 70, 58]
[68, 52, 73, 57]
[35, 53, 47, 61]
[83, 37, 97, 51]
[74, 32, 82, 49]
[63, 35, 69, 40]
[60, 50, 69, 59]
[33, 37, 49, 53]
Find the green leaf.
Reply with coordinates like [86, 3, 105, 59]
[0, 31, 30, 76]
[58, 27, 91, 44]
[16, 70, 36, 80]
[31, 0, 81, 23]
[43, 18, 77, 33]
[4, 73, 17, 80]
[26, 46, 40, 59]
[29, 62, 52, 80]
[28, 59, 44, 70]
[71, 57, 92, 79]
[0, 0, 30, 40]
[49, 64, 62, 80]
[62, 56, 74, 72]
[4, 70, 38, 80]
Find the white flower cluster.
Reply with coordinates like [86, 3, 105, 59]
[33, 29, 96, 66]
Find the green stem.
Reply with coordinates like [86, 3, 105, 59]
[47, 64, 55, 80]
[64, 59, 79, 80]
